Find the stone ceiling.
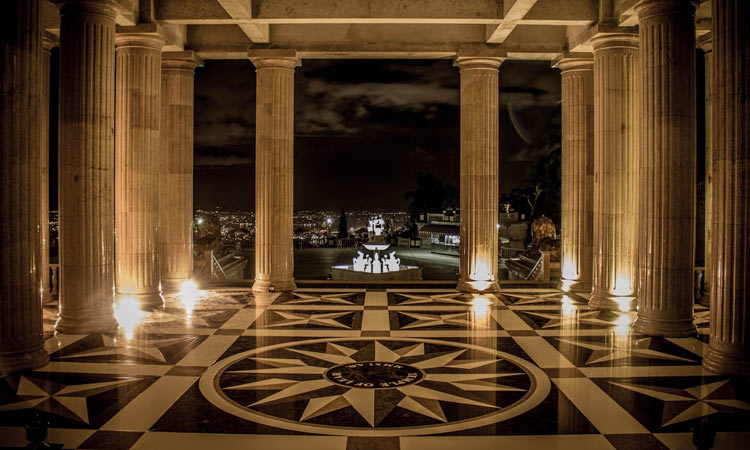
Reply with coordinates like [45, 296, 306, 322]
[43, 0, 712, 60]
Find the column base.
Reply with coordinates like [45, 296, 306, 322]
[117, 291, 164, 309]
[252, 278, 297, 293]
[589, 292, 637, 311]
[161, 278, 189, 295]
[0, 346, 49, 374]
[702, 346, 750, 376]
[631, 315, 697, 337]
[699, 291, 711, 308]
[558, 279, 592, 293]
[56, 307, 118, 334]
[456, 279, 501, 294]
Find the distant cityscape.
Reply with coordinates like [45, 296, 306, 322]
[48, 210, 412, 251]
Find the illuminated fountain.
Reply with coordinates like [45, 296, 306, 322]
[332, 216, 422, 281]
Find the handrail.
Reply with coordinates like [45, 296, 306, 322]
[211, 250, 227, 279]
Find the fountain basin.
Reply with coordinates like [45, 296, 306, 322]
[331, 265, 423, 281]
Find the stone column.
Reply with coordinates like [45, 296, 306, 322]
[703, 0, 750, 375]
[160, 51, 202, 292]
[555, 54, 594, 293]
[455, 53, 503, 293]
[56, 0, 119, 333]
[0, 0, 49, 373]
[589, 33, 640, 311]
[249, 50, 298, 293]
[115, 25, 165, 308]
[632, 0, 697, 337]
[40, 33, 56, 304]
[698, 35, 713, 308]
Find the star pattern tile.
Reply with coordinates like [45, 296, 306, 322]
[0, 373, 156, 428]
[205, 338, 542, 432]
[597, 377, 750, 432]
[551, 336, 702, 366]
[49, 334, 205, 365]
[389, 292, 475, 306]
[267, 311, 355, 329]
[3, 283, 748, 450]
[50, 334, 205, 364]
[396, 311, 486, 329]
[500, 290, 585, 306]
[516, 309, 628, 329]
[275, 292, 364, 306]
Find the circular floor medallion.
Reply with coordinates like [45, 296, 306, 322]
[324, 361, 424, 388]
[200, 337, 550, 436]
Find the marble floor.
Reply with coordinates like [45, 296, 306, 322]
[1, 283, 749, 449]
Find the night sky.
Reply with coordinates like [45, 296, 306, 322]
[193, 58, 562, 212]
[45, 54, 562, 212]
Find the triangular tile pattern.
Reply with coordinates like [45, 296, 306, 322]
[3, 283, 747, 450]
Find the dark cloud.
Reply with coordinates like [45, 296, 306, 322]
[192, 58, 560, 211]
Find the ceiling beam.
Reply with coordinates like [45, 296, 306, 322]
[486, 0, 537, 43]
[216, 0, 269, 43]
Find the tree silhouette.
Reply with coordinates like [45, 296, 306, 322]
[405, 173, 458, 219]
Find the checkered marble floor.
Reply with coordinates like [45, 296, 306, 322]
[1, 283, 748, 449]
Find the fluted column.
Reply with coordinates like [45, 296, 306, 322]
[704, 0, 750, 375]
[699, 35, 713, 308]
[589, 33, 640, 311]
[160, 51, 202, 292]
[56, 0, 119, 333]
[249, 50, 298, 293]
[115, 25, 165, 308]
[0, 0, 49, 373]
[555, 55, 594, 293]
[455, 53, 503, 293]
[632, 0, 697, 337]
[40, 33, 56, 304]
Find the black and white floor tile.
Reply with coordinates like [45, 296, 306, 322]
[2, 284, 748, 449]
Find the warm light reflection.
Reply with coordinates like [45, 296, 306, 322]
[561, 259, 577, 281]
[179, 280, 205, 316]
[612, 274, 633, 296]
[614, 297, 633, 312]
[114, 297, 143, 339]
[559, 279, 575, 292]
[470, 295, 492, 319]
[561, 295, 576, 316]
[468, 280, 493, 292]
[613, 313, 632, 336]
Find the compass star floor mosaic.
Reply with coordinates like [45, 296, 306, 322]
[2, 284, 749, 449]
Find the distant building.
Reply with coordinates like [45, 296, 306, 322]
[417, 209, 460, 256]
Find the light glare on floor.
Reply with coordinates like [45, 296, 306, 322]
[179, 280, 205, 316]
[114, 296, 143, 339]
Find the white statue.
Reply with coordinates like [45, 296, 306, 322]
[386, 251, 400, 272]
[372, 254, 382, 274]
[368, 216, 385, 236]
[364, 255, 372, 273]
[352, 251, 365, 271]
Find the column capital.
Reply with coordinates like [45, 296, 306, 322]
[590, 32, 639, 52]
[162, 50, 204, 71]
[56, 0, 119, 18]
[115, 23, 165, 49]
[697, 33, 713, 53]
[248, 49, 300, 70]
[552, 53, 594, 72]
[635, 0, 698, 20]
[454, 48, 506, 70]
